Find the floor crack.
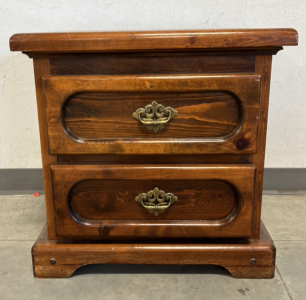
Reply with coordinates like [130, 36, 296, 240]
[276, 265, 294, 300]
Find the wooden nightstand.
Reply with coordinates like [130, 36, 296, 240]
[10, 29, 298, 278]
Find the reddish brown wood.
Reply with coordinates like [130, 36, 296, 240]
[10, 29, 298, 53]
[49, 54, 255, 75]
[44, 74, 260, 155]
[250, 55, 273, 238]
[11, 29, 298, 278]
[64, 91, 240, 139]
[57, 154, 250, 164]
[32, 221, 276, 278]
[33, 59, 59, 239]
[70, 179, 236, 221]
[51, 164, 255, 239]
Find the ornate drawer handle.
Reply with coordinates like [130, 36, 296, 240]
[132, 101, 178, 133]
[135, 187, 178, 216]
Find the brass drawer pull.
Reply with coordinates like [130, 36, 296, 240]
[135, 187, 178, 216]
[132, 101, 178, 133]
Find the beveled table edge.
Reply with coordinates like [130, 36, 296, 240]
[10, 28, 298, 53]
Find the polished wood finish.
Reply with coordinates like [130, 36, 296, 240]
[65, 91, 240, 139]
[10, 29, 297, 53]
[33, 59, 58, 239]
[32, 221, 276, 278]
[57, 154, 250, 164]
[10, 29, 298, 278]
[44, 74, 260, 155]
[51, 164, 255, 239]
[250, 55, 273, 238]
[50, 53, 256, 75]
[70, 179, 236, 221]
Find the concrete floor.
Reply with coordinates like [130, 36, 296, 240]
[0, 195, 305, 300]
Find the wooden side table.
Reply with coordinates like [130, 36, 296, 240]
[10, 28, 298, 278]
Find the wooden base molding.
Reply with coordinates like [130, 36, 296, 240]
[32, 221, 275, 279]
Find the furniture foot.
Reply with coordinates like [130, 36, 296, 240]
[225, 266, 275, 279]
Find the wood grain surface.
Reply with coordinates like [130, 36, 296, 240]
[32, 221, 276, 278]
[70, 180, 237, 221]
[33, 59, 59, 239]
[50, 53, 255, 75]
[51, 164, 255, 239]
[10, 29, 298, 53]
[11, 29, 298, 278]
[57, 154, 250, 164]
[64, 91, 240, 139]
[44, 74, 260, 155]
[250, 55, 273, 238]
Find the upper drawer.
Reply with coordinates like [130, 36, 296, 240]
[43, 74, 261, 155]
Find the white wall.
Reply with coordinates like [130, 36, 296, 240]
[0, 0, 305, 168]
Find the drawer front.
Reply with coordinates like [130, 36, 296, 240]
[51, 164, 255, 239]
[43, 74, 260, 154]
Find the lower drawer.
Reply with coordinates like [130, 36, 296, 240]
[51, 164, 255, 239]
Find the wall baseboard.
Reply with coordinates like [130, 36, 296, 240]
[0, 169, 44, 195]
[0, 168, 305, 195]
[262, 168, 306, 194]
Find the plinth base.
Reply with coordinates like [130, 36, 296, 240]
[32, 221, 275, 278]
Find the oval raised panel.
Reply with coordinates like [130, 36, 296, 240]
[69, 180, 238, 222]
[63, 91, 241, 140]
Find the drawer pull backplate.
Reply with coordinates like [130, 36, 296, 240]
[132, 101, 178, 133]
[135, 187, 178, 216]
